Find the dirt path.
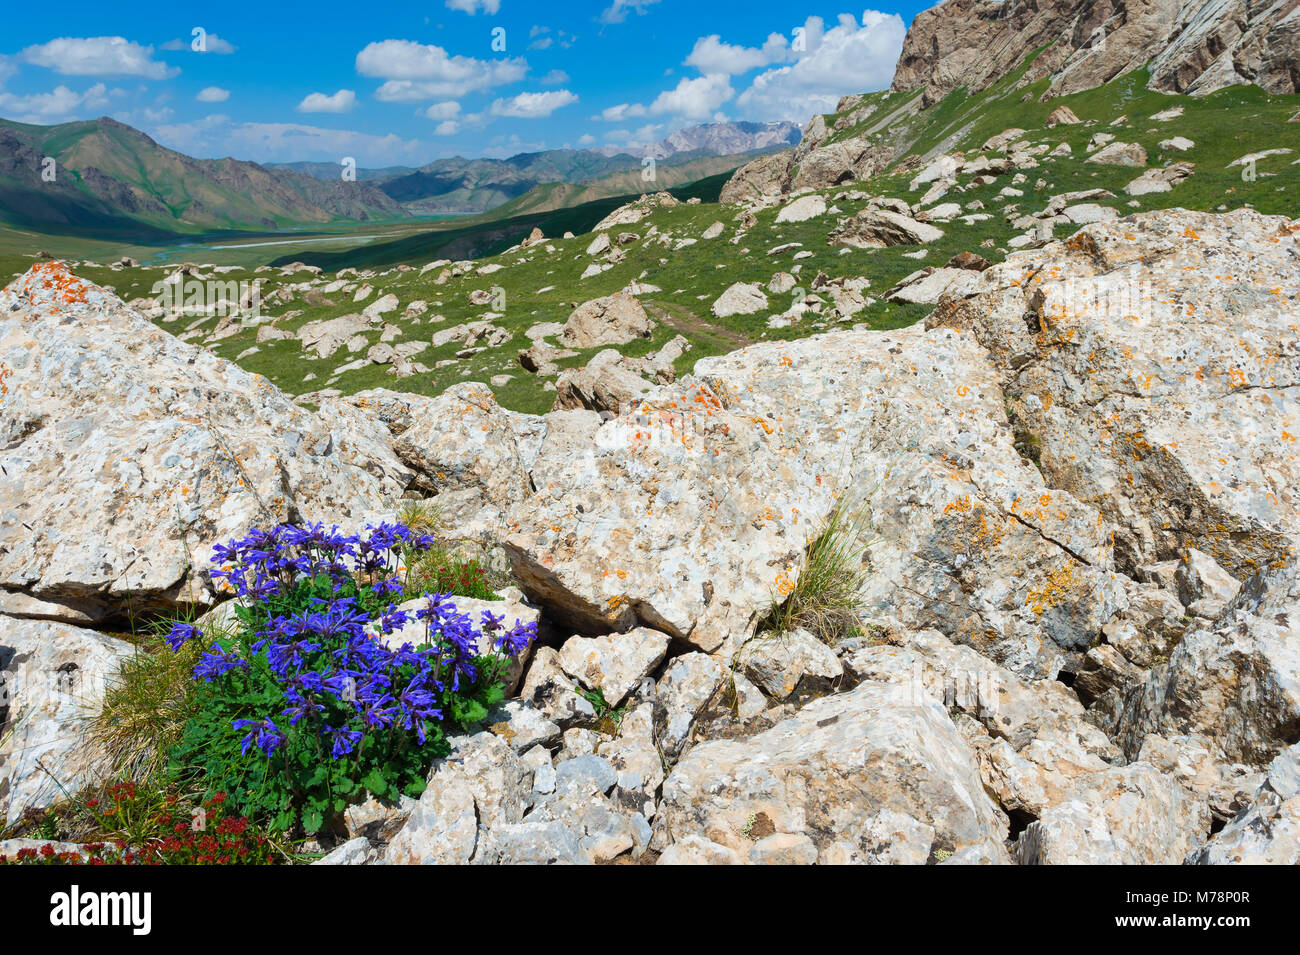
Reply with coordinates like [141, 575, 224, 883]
[644, 300, 755, 351]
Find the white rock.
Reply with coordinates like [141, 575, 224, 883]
[557, 628, 670, 706]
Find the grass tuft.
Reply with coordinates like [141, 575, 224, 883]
[759, 493, 875, 644]
[86, 618, 221, 786]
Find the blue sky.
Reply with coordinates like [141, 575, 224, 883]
[0, 1, 927, 166]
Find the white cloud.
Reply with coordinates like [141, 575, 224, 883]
[598, 72, 734, 124]
[599, 0, 660, 25]
[0, 82, 113, 123]
[161, 34, 237, 54]
[356, 40, 527, 100]
[21, 37, 177, 79]
[445, 0, 500, 14]
[648, 73, 733, 119]
[112, 105, 175, 126]
[489, 89, 578, 119]
[434, 120, 459, 135]
[0, 56, 16, 89]
[735, 12, 906, 120]
[152, 114, 424, 164]
[296, 89, 357, 113]
[528, 26, 576, 50]
[424, 100, 461, 120]
[577, 132, 595, 146]
[539, 69, 569, 85]
[196, 86, 229, 103]
[684, 33, 787, 75]
[480, 133, 548, 158]
[597, 102, 647, 122]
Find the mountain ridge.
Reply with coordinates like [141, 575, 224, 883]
[0, 115, 410, 236]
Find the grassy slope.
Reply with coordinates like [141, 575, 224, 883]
[2, 63, 1295, 417]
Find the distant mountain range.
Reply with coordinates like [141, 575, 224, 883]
[0, 117, 406, 239]
[271, 121, 801, 215]
[0, 116, 799, 238]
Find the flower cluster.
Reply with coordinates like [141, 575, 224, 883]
[164, 521, 536, 833]
[0, 786, 277, 866]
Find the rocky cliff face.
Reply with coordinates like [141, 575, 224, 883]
[892, 0, 1300, 103]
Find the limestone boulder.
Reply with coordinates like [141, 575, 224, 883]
[829, 208, 945, 248]
[0, 263, 400, 622]
[1015, 763, 1211, 864]
[559, 293, 654, 349]
[928, 208, 1300, 579]
[0, 618, 135, 825]
[504, 324, 1121, 675]
[657, 680, 1010, 861]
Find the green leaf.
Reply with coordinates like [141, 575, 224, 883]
[361, 768, 391, 799]
[301, 807, 324, 834]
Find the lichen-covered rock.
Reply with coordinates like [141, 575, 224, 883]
[775, 195, 827, 224]
[829, 208, 945, 248]
[383, 731, 531, 865]
[391, 383, 545, 532]
[505, 323, 1121, 675]
[790, 136, 892, 192]
[738, 629, 843, 699]
[1114, 560, 1300, 765]
[929, 209, 1300, 579]
[553, 349, 655, 415]
[559, 292, 654, 349]
[0, 263, 404, 622]
[653, 652, 727, 760]
[1086, 141, 1148, 167]
[557, 627, 670, 706]
[1191, 745, 1300, 864]
[719, 150, 793, 206]
[710, 282, 769, 318]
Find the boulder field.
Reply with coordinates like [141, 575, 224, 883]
[2, 207, 1299, 864]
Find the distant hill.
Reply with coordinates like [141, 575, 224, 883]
[488, 152, 771, 218]
[0, 117, 409, 237]
[379, 150, 645, 215]
[266, 161, 418, 182]
[272, 122, 801, 215]
[270, 169, 734, 271]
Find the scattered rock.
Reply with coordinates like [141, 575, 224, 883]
[559, 292, 654, 348]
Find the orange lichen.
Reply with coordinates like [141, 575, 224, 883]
[1025, 563, 1078, 616]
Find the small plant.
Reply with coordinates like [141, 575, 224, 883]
[394, 499, 503, 600]
[759, 493, 875, 644]
[162, 521, 537, 835]
[0, 784, 280, 865]
[405, 546, 500, 601]
[395, 499, 442, 536]
[578, 686, 629, 731]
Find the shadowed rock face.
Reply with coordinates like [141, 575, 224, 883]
[891, 0, 1300, 105]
